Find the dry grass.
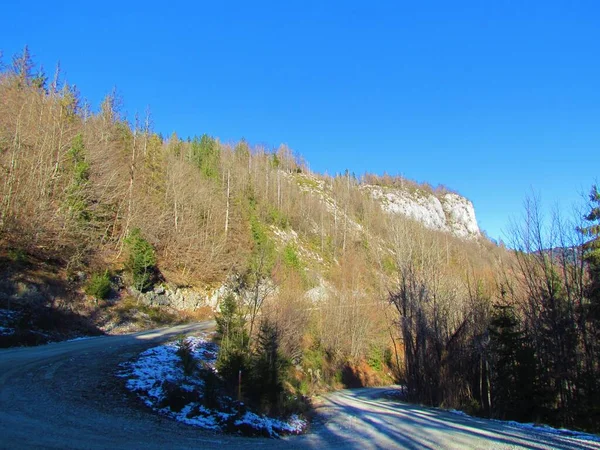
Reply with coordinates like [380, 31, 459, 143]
[178, 306, 214, 322]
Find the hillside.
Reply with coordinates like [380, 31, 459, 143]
[2, 49, 600, 434]
[0, 46, 501, 391]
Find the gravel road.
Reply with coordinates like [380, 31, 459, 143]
[1, 323, 598, 449]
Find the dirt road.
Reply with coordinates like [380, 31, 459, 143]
[295, 387, 600, 449]
[1, 323, 598, 449]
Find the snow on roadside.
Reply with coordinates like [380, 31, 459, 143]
[0, 309, 18, 320]
[447, 409, 600, 442]
[117, 334, 306, 437]
[501, 421, 600, 442]
[0, 325, 15, 336]
[0, 309, 18, 335]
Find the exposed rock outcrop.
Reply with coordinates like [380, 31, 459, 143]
[366, 186, 480, 239]
[130, 285, 226, 310]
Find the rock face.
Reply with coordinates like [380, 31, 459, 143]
[367, 186, 480, 239]
[131, 285, 225, 310]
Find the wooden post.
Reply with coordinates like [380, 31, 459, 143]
[238, 369, 242, 402]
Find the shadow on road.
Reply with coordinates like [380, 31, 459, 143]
[292, 388, 600, 450]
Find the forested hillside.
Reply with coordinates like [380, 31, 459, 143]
[1, 48, 599, 432]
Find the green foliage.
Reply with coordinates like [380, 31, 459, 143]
[31, 68, 47, 91]
[249, 320, 290, 413]
[248, 215, 276, 276]
[190, 134, 220, 180]
[283, 243, 301, 270]
[7, 248, 27, 264]
[65, 134, 91, 222]
[367, 345, 387, 372]
[167, 132, 182, 157]
[302, 346, 324, 373]
[216, 293, 250, 386]
[124, 228, 157, 291]
[177, 337, 197, 376]
[580, 185, 600, 320]
[488, 304, 544, 422]
[267, 207, 290, 229]
[250, 214, 267, 246]
[199, 363, 221, 409]
[85, 271, 111, 299]
[301, 344, 345, 387]
[245, 185, 257, 211]
[216, 298, 291, 413]
[270, 152, 280, 168]
[115, 122, 133, 149]
[382, 256, 397, 274]
[234, 138, 250, 161]
[216, 293, 248, 349]
[582, 185, 600, 237]
[296, 176, 321, 191]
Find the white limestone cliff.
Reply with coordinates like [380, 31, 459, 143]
[366, 186, 480, 239]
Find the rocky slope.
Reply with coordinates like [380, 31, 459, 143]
[365, 185, 480, 239]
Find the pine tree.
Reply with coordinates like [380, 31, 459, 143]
[190, 134, 220, 180]
[65, 134, 91, 222]
[488, 304, 540, 421]
[579, 185, 600, 319]
[215, 293, 249, 389]
[124, 228, 157, 291]
[250, 319, 288, 413]
[577, 185, 600, 425]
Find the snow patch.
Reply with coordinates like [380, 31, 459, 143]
[118, 334, 306, 437]
[67, 336, 94, 342]
[501, 421, 600, 442]
[0, 325, 15, 336]
[447, 408, 600, 442]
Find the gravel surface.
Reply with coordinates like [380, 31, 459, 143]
[1, 322, 599, 449]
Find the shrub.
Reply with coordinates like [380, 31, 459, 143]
[216, 347, 249, 393]
[267, 207, 290, 229]
[177, 337, 197, 376]
[159, 380, 200, 412]
[85, 271, 111, 299]
[283, 243, 301, 270]
[367, 344, 385, 372]
[7, 248, 27, 264]
[124, 228, 157, 291]
[199, 364, 221, 409]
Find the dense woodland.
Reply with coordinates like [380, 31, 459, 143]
[1, 48, 599, 431]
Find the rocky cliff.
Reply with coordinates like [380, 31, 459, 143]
[366, 186, 480, 239]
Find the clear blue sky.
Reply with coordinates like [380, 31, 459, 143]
[2, 1, 599, 241]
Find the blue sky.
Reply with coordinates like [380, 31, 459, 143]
[2, 1, 599, 241]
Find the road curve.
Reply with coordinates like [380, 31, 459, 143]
[292, 387, 600, 449]
[1, 324, 599, 450]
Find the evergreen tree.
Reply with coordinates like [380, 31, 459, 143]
[190, 134, 220, 180]
[580, 185, 600, 319]
[215, 293, 249, 389]
[249, 319, 288, 413]
[577, 185, 600, 425]
[489, 304, 540, 421]
[124, 228, 157, 291]
[31, 65, 47, 91]
[65, 134, 91, 222]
